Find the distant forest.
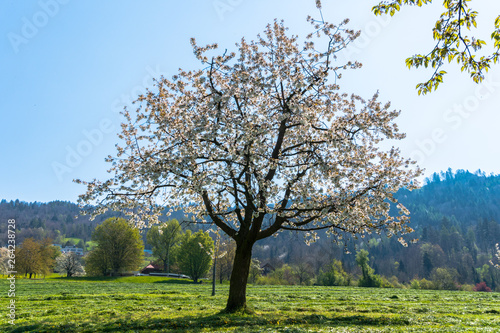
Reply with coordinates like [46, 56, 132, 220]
[2, 169, 500, 288]
[251, 169, 500, 288]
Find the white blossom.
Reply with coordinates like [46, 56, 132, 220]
[76, 16, 421, 247]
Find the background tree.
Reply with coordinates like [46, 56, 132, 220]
[492, 243, 500, 269]
[176, 230, 213, 283]
[76, 239, 85, 249]
[56, 252, 84, 277]
[356, 249, 382, 288]
[216, 238, 236, 284]
[77, 14, 421, 312]
[293, 262, 314, 285]
[317, 259, 350, 286]
[146, 219, 181, 273]
[0, 248, 9, 275]
[16, 238, 57, 278]
[248, 258, 263, 284]
[84, 248, 108, 276]
[17, 238, 42, 278]
[474, 281, 492, 292]
[372, 0, 500, 94]
[40, 238, 59, 276]
[258, 264, 298, 285]
[85, 218, 144, 276]
[422, 251, 433, 278]
[431, 267, 458, 290]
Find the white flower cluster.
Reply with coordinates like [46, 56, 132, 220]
[76, 17, 421, 246]
[492, 243, 500, 269]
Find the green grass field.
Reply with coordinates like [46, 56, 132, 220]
[1, 276, 499, 332]
[60, 238, 96, 251]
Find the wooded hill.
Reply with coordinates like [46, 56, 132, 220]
[2, 169, 500, 287]
[252, 169, 500, 288]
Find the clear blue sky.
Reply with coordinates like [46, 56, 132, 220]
[2, 0, 500, 203]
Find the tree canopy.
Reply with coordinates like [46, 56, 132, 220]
[55, 252, 84, 277]
[176, 230, 214, 283]
[493, 243, 500, 269]
[77, 14, 421, 311]
[16, 238, 58, 278]
[146, 219, 182, 273]
[372, 0, 500, 94]
[16, 238, 42, 279]
[0, 248, 9, 275]
[356, 249, 382, 288]
[85, 217, 144, 276]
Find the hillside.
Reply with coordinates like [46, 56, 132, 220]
[397, 169, 500, 228]
[0, 200, 98, 244]
[0, 200, 185, 246]
[253, 169, 500, 288]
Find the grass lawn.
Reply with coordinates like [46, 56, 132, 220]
[59, 238, 97, 252]
[1, 276, 499, 332]
[61, 237, 83, 246]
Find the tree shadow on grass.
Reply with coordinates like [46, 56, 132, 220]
[53, 276, 123, 282]
[53, 276, 195, 284]
[152, 279, 196, 284]
[3, 312, 411, 333]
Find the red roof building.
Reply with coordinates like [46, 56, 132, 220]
[140, 262, 162, 275]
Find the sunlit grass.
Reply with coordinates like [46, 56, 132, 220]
[0, 277, 499, 332]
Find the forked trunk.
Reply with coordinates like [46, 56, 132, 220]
[225, 240, 254, 312]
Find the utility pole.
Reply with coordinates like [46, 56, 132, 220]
[212, 254, 217, 296]
[212, 227, 221, 296]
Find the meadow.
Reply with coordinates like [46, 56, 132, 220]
[1, 276, 499, 332]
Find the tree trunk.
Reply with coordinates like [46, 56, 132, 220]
[166, 248, 170, 273]
[163, 258, 168, 273]
[225, 240, 254, 313]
